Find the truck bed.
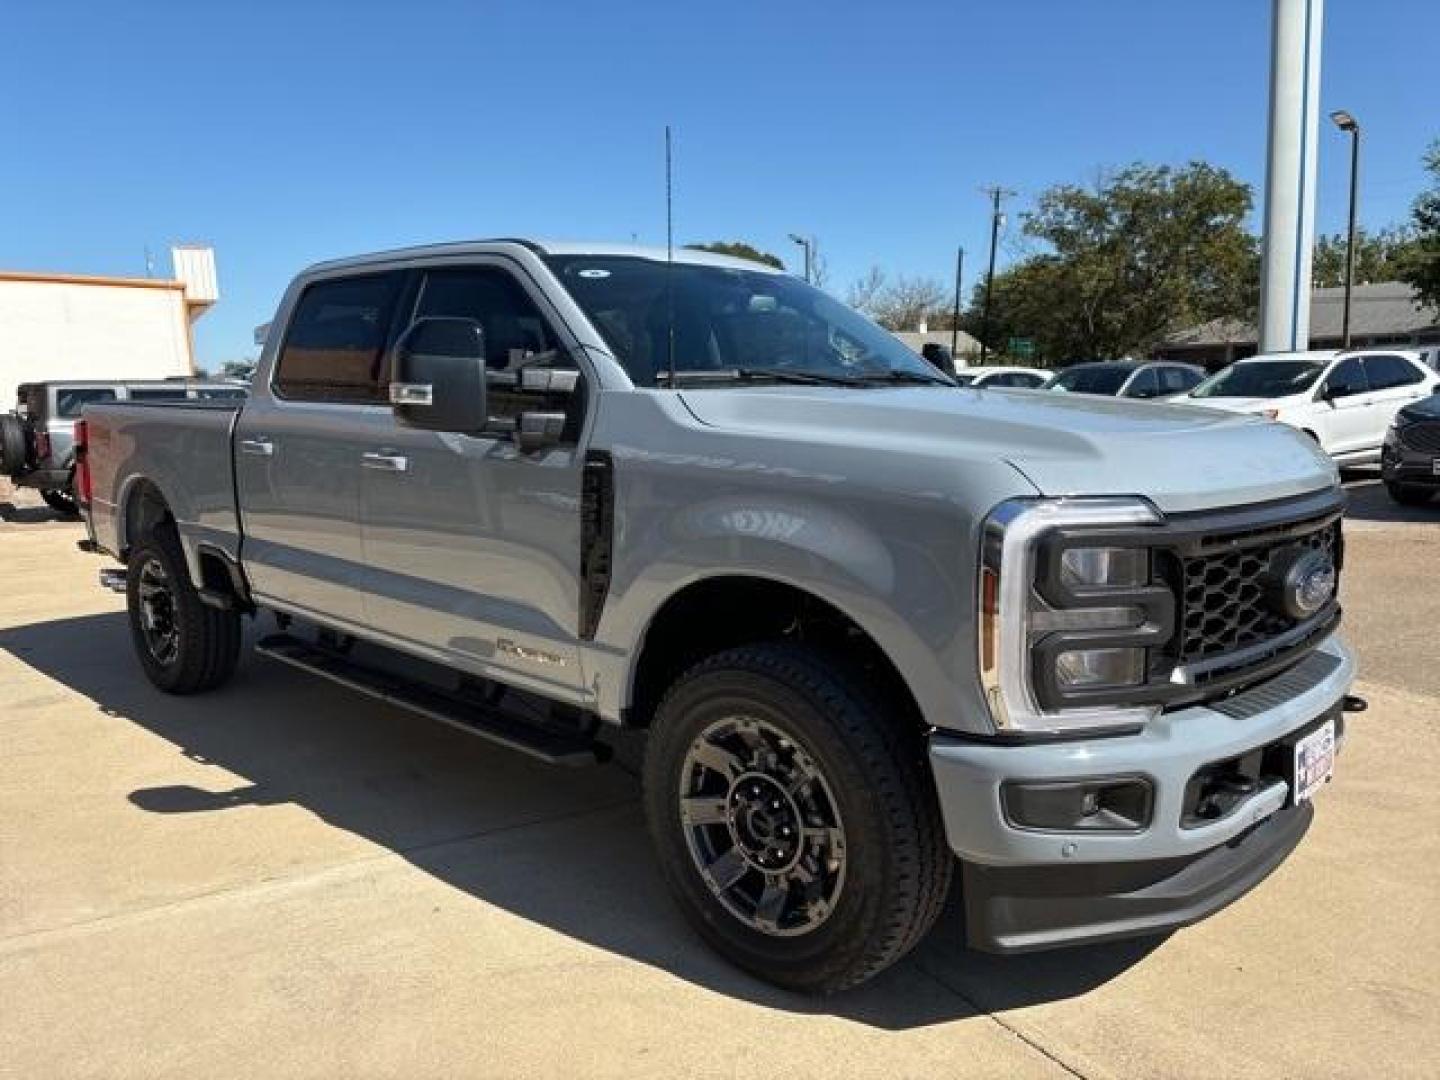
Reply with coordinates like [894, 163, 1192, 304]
[84, 399, 243, 572]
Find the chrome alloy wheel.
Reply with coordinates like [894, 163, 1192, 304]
[136, 556, 179, 666]
[678, 715, 847, 937]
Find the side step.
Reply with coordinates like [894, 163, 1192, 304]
[254, 634, 605, 767]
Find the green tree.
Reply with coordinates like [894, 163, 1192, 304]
[976, 162, 1258, 360]
[1400, 141, 1440, 309]
[684, 241, 785, 270]
[1312, 226, 1419, 287]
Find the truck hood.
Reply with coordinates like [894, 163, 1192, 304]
[678, 386, 1337, 513]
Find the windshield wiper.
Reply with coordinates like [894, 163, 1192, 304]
[656, 368, 865, 388]
[853, 369, 956, 387]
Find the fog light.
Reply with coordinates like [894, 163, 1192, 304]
[1002, 777, 1153, 832]
[1059, 546, 1147, 588]
[1055, 647, 1145, 689]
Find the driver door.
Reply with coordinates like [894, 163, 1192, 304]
[357, 261, 592, 700]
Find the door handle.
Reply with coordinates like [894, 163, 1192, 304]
[361, 451, 409, 473]
[239, 437, 274, 457]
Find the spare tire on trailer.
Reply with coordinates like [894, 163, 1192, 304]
[0, 413, 31, 477]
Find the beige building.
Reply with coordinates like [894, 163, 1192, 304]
[0, 246, 218, 405]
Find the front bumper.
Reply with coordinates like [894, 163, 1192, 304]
[1381, 444, 1440, 487]
[929, 634, 1354, 951]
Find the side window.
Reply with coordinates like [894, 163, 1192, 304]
[1015, 372, 1047, 388]
[1323, 358, 1369, 398]
[411, 267, 561, 371]
[408, 266, 579, 435]
[1125, 368, 1160, 398]
[1363, 355, 1424, 390]
[275, 272, 403, 402]
[54, 387, 118, 418]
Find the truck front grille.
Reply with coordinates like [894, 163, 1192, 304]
[1176, 518, 1340, 662]
[1399, 420, 1440, 454]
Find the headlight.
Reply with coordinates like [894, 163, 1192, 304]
[978, 498, 1171, 736]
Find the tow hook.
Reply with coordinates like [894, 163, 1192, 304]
[1342, 694, 1368, 714]
[98, 568, 127, 594]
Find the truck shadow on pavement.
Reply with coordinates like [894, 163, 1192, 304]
[1340, 475, 1440, 525]
[0, 611, 1160, 1029]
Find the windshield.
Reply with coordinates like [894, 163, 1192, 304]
[1190, 361, 1323, 399]
[544, 255, 952, 387]
[1046, 365, 1133, 395]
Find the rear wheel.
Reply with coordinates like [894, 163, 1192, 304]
[40, 487, 79, 517]
[126, 522, 241, 694]
[643, 643, 952, 994]
[0, 414, 30, 476]
[1385, 481, 1434, 507]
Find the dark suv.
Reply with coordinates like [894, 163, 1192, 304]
[1382, 391, 1440, 505]
[0, 379, 247, 514]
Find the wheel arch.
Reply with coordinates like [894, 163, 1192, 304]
[622, 573, 926, 736]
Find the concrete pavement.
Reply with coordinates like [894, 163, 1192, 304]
[2, 479, 1437, 1078]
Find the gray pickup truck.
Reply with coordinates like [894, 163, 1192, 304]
[78, 240, 1356, 993]
[1, 379, 247, 514]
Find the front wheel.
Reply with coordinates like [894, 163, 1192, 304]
[643, 643, 953, 994]
[1385, 481, 1434, 507]
[126, 523, 241, 694]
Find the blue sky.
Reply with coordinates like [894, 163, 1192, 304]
[2, 0, 1436, 367]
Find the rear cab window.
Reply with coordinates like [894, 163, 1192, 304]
[54, 387, 119, 418]
[127, 388, 190, 402]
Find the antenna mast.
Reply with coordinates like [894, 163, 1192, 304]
[665, 125, 676, 388]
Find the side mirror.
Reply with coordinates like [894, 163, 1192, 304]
[920, 343, 955, 375]
[390, 318, 488, 433]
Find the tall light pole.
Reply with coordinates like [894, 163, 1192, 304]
[1330, 109, 1361, 350]
[788, 233, 812, 283]
[978, 186, 1014, 364]
[951, 246, 965, 361]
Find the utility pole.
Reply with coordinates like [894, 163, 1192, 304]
[951, 246, 965, 361]
[978, 186, 1014, 364]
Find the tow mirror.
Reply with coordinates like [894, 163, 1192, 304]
[390, 318, 488, 434]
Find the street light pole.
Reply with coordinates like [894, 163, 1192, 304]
[788, 233, 812, 283]
[951, 246, 964, 360]
[1330, 109, 1361, 350]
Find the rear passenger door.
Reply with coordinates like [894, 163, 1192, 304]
[356, 260, 593, 698]
[235, 270, 405, 626]
[1360, 355, 1430, 449]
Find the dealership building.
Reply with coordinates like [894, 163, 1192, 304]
[0, 246, 218, 405]
[1157, 282, 1440, 369]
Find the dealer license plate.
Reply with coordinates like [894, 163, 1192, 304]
[1294, 719, 1336, 804]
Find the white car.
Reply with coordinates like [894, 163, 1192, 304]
[952, 365, 1049, 389]
[1179, 349, 1440, 463]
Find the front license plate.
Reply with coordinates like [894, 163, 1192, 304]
[1294, 719, 1336, 804]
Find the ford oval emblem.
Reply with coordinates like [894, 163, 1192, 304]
[1270, 548, 1336, 621]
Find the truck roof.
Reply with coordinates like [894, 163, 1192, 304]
[303, 238, 786, 276]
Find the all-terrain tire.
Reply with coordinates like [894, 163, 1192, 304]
[1385, 481, 1434, 507]
[643, 642, 953, 994]
[0, 413, 30, 476]
[126, 521, 241, 694]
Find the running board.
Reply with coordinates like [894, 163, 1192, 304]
[254, 634, 605, 767]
